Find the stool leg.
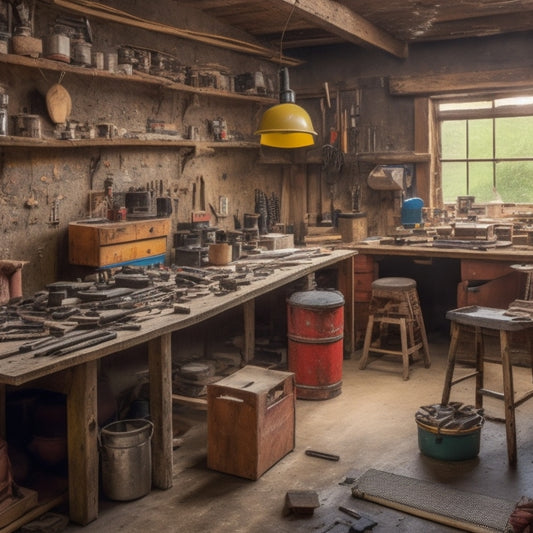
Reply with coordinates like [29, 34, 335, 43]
[400, 318, 409, 380]
[475, 327, 484, 410]
[359, 315, 374, 370]
[442, 321, 460, 405]
[500, 330, 517, 466]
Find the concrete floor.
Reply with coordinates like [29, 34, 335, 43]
[62, 337, 533, 533]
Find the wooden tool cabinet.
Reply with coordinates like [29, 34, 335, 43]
[68, 218, 171, 267]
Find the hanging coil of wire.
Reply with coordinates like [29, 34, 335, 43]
[269, 192, 280, 227]
[322, 144, 344, 177]
[254, 189, 269, 234]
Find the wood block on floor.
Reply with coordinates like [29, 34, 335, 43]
[0, 487, 38, 529]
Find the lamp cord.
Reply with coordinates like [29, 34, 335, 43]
[279, 1, 298, 63]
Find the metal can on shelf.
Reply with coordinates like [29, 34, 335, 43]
[0, 94, 8, 136]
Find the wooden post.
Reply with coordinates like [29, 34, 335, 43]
[337, 255, 354, 357]
[290, 163, 308, 244]
[242, 299, 255, 363]
[67, 360, 98, 525]
[149, 333, 173, 489]
[414, 97, 432, 207]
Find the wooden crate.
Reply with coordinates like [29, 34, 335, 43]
[207, 365, 295, 480]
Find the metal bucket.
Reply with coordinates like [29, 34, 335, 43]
[416, 420, 481, 461]
[287, 290, 344, 400]
[100, 419, 154, 501]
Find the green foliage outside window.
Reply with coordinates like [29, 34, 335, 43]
[441, 112, 533, 203]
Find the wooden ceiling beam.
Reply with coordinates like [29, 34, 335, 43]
[270, 0, 408, 58]
[390, 67, 533, 95]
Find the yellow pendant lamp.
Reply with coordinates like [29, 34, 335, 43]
[256, 67, 317, 149]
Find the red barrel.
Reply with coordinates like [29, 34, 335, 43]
[287, 290, 344, 400]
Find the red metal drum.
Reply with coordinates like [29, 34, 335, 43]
[287, 289, 345, 400]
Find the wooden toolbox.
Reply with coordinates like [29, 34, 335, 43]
[68, 218, 171, 267]
[207, 365, 295, 480]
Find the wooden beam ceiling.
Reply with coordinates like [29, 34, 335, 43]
[268, 0, 408, 58]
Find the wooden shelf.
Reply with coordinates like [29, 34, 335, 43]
[0, 53, 278, 105]
[0, 136, 260, 150]
[356, 151, 431, 163]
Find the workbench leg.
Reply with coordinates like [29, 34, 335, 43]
[149, 333, 173, 489]
[441, 321, 460, 405]
[67, 361, 98, 525]
[0, 384, 5, 440]
[337, 255, 354, 358]
[242, 299, 255, 363]
[500, 330, 517, 467]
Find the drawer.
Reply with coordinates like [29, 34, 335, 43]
[354, 254, 375, 273]
[461, 259, 516, 281]
[456, 272, 522, 308]
[98, 237, 168, 267]
[135, 218, 171, 241]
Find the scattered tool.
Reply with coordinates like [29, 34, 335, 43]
[305, 449, 340, 461]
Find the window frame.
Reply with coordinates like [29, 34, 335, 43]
[436, 94, 533, 204]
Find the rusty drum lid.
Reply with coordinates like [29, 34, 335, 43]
[288, 289, 344, 309]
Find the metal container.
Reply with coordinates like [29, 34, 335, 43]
[72, 40, 92, 66]
[12, 114, 40, 138]
[45, 33, 70, 63]
[416, 420, 481, 461]
[287, 290, 344, 400]
[100, 419, 153, 501]
[0, 94, 8, 136]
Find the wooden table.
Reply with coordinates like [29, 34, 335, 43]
[0, 248, 355, 527]
[354, 242, 533, 263]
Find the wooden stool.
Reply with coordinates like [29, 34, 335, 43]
[359, 277, 430, 380]
[442, 306, 533, 466]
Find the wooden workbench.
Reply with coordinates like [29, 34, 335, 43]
[0, 248, 355, 528]
[351, 242, 533, 345]
[354, 242, 533, 263]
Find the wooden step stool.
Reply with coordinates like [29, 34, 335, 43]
[359, 277, 430, 380]
[442, 306, 533, 466]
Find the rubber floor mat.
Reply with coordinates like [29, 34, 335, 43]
[352, 469, 515, 532]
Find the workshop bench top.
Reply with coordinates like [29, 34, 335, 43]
[0, 248, 356, 386]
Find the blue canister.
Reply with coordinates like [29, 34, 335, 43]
[401, 197, 424, 227]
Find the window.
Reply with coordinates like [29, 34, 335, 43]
[438, 95, 533, 204]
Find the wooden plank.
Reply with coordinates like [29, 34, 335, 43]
[271, 0, 407, 58]
[0, 493, 66, 533]
[0, 54, 278, 105]
[356, 151, 431, 163]
[67, 360, 98, 525]
[149, 333, 173, 490]
[390, 67, 533, 95]
[49, 0, 300, 65]
[171, 394, 207, 410]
